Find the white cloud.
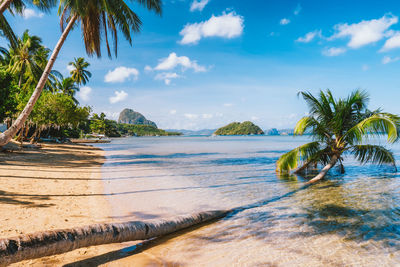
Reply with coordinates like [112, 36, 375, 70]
[109, 90, 128, 104]
[202, 113, 213, 119]
[280, 18, 290, 25]
[223, 103, 233, 107]
[103, 111, 119, 120]
[294, 4, 302, 15]
[382, 55, 400, 64]
[184, 113, 198, 119]
[66, 65, 74, 72]
[104, 67, 139, 83]
[154, 72, 180, 85]
[322, 47, 346, 56]
[154, 53, 206, 72]
[77, 86, 92, 101]
[250, 116, 259, 121]
[296, 30, 321, 43]
[362, 64, 369, 71]
[22, 8, 44, 19]
[144, 65, 152, 72]
[190, 0, 209, 12]
[381, 32, 400, 51]
[330, 15, 398, 48]
[170, 109, 177, 115]
[179, 11, 244, 45]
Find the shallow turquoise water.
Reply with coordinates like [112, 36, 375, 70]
[95, 136, 400, 266]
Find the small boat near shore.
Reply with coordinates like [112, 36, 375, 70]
[70, 138, 111, 143]
[70, 134, 111, 143]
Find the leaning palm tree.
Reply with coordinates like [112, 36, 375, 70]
[0, 0, 162, 146]
[276, 90, 400, 184]
[68, 57, 91, 85]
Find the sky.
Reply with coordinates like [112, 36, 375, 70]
[6, 0, 400, 130]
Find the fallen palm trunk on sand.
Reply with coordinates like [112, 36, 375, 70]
[0, 210, 229, 265]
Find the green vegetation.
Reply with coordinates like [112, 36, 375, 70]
[0, 30, 93, 143]
[276, 90, 400, 184]
[89, 112, 181, 137]
[118, 108, 157, 127]
[0, 0, 162, 147]
[214, 121, 264, 136]
[116, 124, 181, 137]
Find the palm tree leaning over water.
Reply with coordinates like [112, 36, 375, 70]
[276, 90, 400, 184]
[0, 0, 162, 146]
[68, 57, 91, 86]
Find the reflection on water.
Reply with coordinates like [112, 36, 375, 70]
[95, 136, 400, 266]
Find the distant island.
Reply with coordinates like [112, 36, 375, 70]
[166, 129, 216, 136]
[118, 108, 157, 127]
[86, 109, 181, 138]
[214, 121, 264, 136]
[113, 108, 180, 137]
[266, 128, 295, 136]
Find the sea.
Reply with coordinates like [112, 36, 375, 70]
[94, 135, 400, 266]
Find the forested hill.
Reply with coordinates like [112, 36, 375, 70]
[118, 108, 157, 127]
[214, 121, 264, 136]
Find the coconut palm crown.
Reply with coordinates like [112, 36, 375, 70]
[68, 57, 91, 85]
[276, 89, 400, 183]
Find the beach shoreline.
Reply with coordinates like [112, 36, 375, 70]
[0, 143, 127, 265]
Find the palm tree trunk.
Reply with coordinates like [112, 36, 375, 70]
[0, 210, 229, 265]
[0, 15, 77, 147]
[305, 155, 338, 184]
[0, 0, 13, 15]
[294, 160, 313, 174]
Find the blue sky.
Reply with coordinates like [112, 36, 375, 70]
[7, 0, 400, 130]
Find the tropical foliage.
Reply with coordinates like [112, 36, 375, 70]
[276, 90, 400, 183]
[89, 113, 181, 137]
[0, 0, 163, 146]
[0, 29, 94, 142]
[214, 121, 264, 136]
[68, 57, 91, 85]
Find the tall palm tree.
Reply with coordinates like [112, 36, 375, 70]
[68, 57, 91, 85]
[0, 0, 162, 146]
[8, 30, 43, 88]
[276, 90, 400, 184]
[0, 0, 56, 50]
[0, 13, 17, 48]
[58, 76, 79, 104]
[0, 0, 55, 15]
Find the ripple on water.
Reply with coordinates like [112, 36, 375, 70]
[95, 136, 400, 266]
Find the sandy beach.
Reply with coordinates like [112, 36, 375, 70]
[0, 142, 210, 266]
[0, 143, 127, 266]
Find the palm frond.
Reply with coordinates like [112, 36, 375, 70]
[276, 141, 321, 173]
[0, 14, 18, 48]
[351, 144, 396, 168]
[343, 113, 400, 145]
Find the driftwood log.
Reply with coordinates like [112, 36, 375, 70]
[0, 210, 230, 265]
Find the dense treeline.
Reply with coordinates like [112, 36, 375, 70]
[0, 30, 177, 143]
[89, 113, 181, 137]
[0, 29, 94, 143]
[0, 0, 162, 147]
